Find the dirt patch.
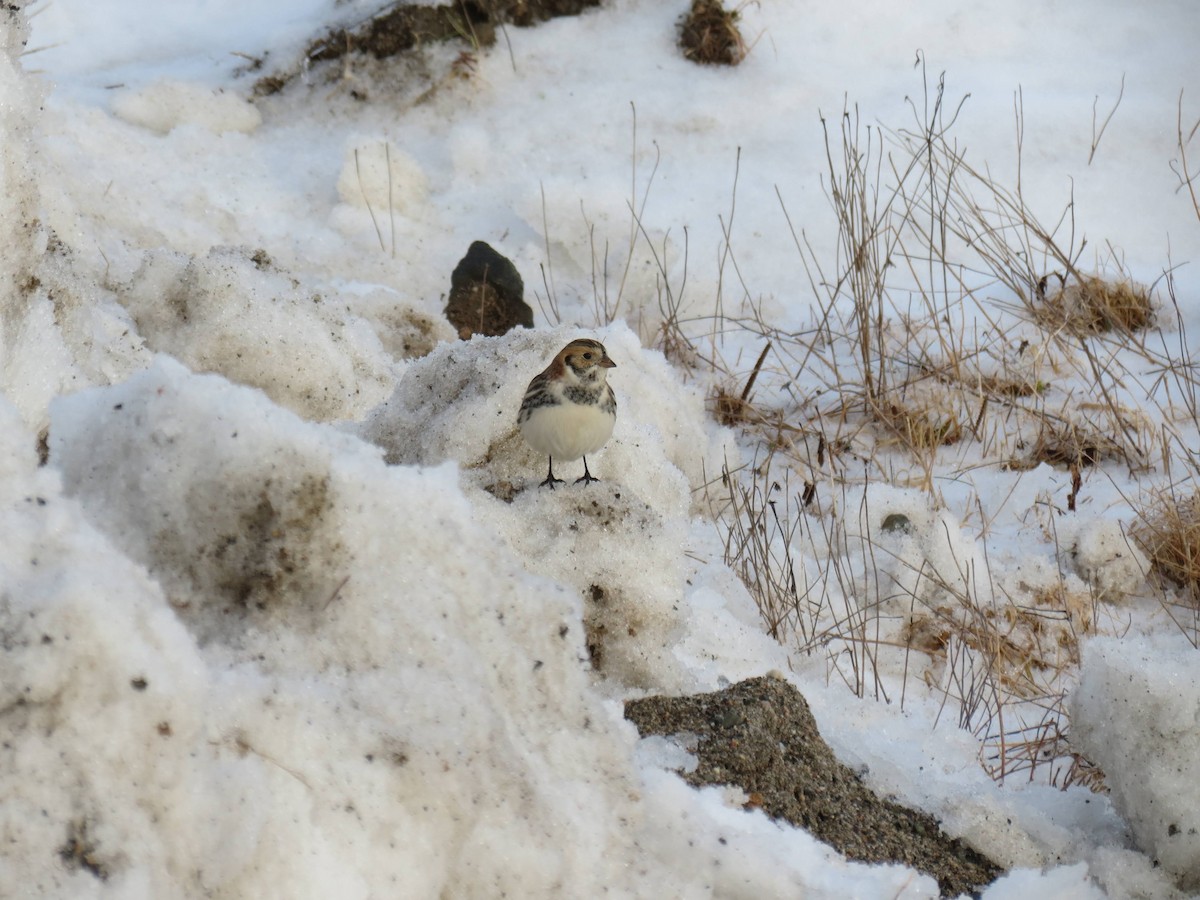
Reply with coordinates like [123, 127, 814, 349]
[158, 467, 345, 646]
[583, 582, 640, 673]
[308, 2, 496, 65]
[58, 819, 110, 882]
[625, 675, 1002, 898]
[211, 474, 332, 611]
[372, 304, 455, 359]
[679, 0, 747, 66]
[256, 0, 602, 95]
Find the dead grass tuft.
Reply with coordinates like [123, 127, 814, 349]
[1035, 273, 1153, 335]
[679, 0, 747, 66]
[1020, 421, 1123, 470]
[972, 371, 1044, 399]
[981, 717, 1107, 792]
[876, 394, 964, 452]
[712, 384, 755, 426]
[905, 580, 1090, 703]
[710, 341, 771, 427]
[1131, 489, 1200, 601]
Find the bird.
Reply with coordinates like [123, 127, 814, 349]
[518, 338, 617, 488]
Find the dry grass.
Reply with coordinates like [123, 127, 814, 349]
[874, 391, 965, 452]
[705, 455, 1106, 788]
[679, 0, 747, 67]
[981, 713, 1107, 791]
[973, 371, 1043, 399]
[711, 384, 755, 427]
[906, 581, 1093, 698]
[1035, 273, 1153, 335]
[714, 463, 810, 642]
[1132, 489, 1200, 602]
[710, 342, 771, 427]
[557, 67, 1193, 792]
[1015, 420, 1125, 471]
[688, 67, 1189, 790]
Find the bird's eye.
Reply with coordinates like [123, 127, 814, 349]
[583, 352, 593, 360]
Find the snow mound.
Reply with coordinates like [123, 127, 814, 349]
[355, 322, 736, 506]
[118, 246, 393, 421]
[335, 138, 428, 212]
[835, 483, 987, 612]
[790, 482, 998, 666]
[356, 324, 738, 691]
[1070, 634, 1200, 891]
[28, 356, 937, 897]
[0, 392, 212, 896]
[111, 80, 262, 134]
[43, 356, 639, 894]
[51, 356, 367, 646]
[1070, 518, 1149, 602]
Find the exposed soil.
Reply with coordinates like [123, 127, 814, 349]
[58, 819, 109, 882]
[678, 0, 746, 66]
[625, 675, 1003, 898]
[255, 0, 602, 95]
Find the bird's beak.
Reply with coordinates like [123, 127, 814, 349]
[601, 356, 616, 369]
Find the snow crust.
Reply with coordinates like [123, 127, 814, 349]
[0, 0, 1196, 896]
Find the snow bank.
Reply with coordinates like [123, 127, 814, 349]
[356, 324, 738, 691]
[43, 357, 652, 894]
[1071, 634, 1200, 891]
[34, 357, 935, 897]
[0, 390, 210, 895]
[119, 246, 394, 421]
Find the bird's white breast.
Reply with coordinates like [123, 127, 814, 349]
[519, 400, 615, 461]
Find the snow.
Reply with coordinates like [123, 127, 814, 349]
[1073, 635, 1200, 891]
[119, 246, 394, 420]
[110, 81, 263, 135]
[1, 0, 1198, 896]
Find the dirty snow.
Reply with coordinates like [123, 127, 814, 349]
[0, 0, 1196, 896]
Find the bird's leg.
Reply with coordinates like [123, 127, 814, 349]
[574, 456, 601, 486]
[539, 456, 565, 489]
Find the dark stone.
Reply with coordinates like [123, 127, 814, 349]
[625, 676, 1003, 898]
[444, 241, 533, 339]
[450, 240, 525, 297]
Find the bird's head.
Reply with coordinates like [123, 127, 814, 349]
[556, 338, 616, 384]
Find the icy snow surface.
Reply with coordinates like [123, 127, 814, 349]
[0, 0, 1197, 896]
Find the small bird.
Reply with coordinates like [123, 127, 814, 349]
[518, 338, 617, 488]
